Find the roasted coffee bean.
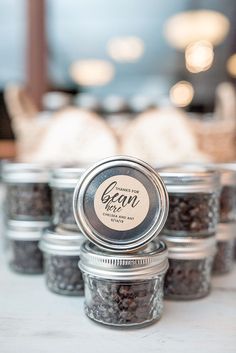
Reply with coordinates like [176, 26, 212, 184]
[44, 254, 84, 296]
[213, 239, 234, 274]
[7, 183, 52, 220]
[164, 192, 219, 235]
[164, 257, 213, 300]
[83, 275, 164, 326]
[219, 186, 236, 223]
[9, 239, 43, 274]
[52, 188, 76, 229]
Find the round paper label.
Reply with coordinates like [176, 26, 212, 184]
[94, 175, 150, 231]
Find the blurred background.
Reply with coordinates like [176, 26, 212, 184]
[1, 0, 236, 166]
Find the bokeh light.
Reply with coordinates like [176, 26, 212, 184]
[170, 81, 194, 107]
[70, 59, 115, 86]
[185, 40, 214, 73]
[107, 36, 144, 62]
[227, 54, 236, 77]
[164, 10, 229, 50]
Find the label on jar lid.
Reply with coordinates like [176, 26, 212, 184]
[94, 175, 150, 231]
[73, 156, 169, 252]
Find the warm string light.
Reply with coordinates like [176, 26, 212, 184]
[107, 36, 144, 62]
[185, 40, 214, 73]
[164, 10, 230, 50]
[227, 54, 236, 77]
[69, 59, 115, 86]
[169, 81, 194, 107]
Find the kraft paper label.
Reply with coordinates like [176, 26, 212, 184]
[94, 175, 150, 231]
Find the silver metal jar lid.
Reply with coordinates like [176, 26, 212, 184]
[161, 234, 216, 260]
[39, 226, 84, 256]
[79, 240, 168, 280]
[73, 156, 169, 252]
[2, 162, 50, 183]
[216, 223, 235, 241]
[50, 167, 85, 188]
[158, 166, 220, 193]
[7, 220, 51, 240]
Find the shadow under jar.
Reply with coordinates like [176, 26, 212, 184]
[213, 223, 235, 275]
[2, 163, 52, 221]
[7, 220, 50, 274]
[50, 168, 84, 230]
[39, 227, 85, 296]
[159, 169, 220, 237]
[79, 241, 168, 328]
[162, 234, 216, 300]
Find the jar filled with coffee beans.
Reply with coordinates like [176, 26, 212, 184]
[39, 227, 85, 296]
[214, 164, 236, 223]
[7, 220, 50, 274]
[159, 169, 220, 237]
[50, 168, 84, 230]
[162, 234, 216, 300]
[213, 223, 234, 274]
[79, 241, 168, 327]
[2, 163, 52, 221]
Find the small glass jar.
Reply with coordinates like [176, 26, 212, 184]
[162, 235, 216, 300]
[159, 169, 220, 237]
[50, 168, 84, 230]
[213, 223, 234, 274]
[2, 163, 52, 221]
[39, 227, 85, 296]
[79, 241, 168, 328]
[216, 164, 236, 223]
[7, 220, 50, 274]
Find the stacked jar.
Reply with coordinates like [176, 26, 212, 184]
[72, 156, 170, 328]
[39, 168, 85, 296]
[2, 163, 52, 274]
[158, 167, 220, 300]
[210, 164, 236, 274]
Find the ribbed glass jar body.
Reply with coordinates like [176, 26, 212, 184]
[43, 253, 84, 296]
[219, 185, 236, 223]
[164, 256, 214, 300]
[8, 239, 43, 274]
[83, 274, 165, 327]
[164, 191, 219, 236]
[51, 187, 77, 230]
[6, 182, 51, 221]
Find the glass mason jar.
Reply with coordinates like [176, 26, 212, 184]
[7, 220, 50, 274]
[162, 234, 216, 300]
[2, 163, 52, 221]
[39, 227, 85, 296]
[79, 241, 168, 328]
[213, 223, 234, 274]
[215, 164, 236, 223]
[159, 169, 220, 237]
[50, 168, 84, 230]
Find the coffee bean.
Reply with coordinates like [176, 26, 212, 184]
[9, 240, 43, 274]
[83, 275, 164, 326]
[164, 257, 213, 300]
[52, 188, 77, 229]
[165, 192, 219, 236]
[219, 186, 236, 223]
[44, 254, 84, 296]
[7, 183, 52, 221]
[213, 239, 234, 274]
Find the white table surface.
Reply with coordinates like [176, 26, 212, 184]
[0, 187, 236, 353]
